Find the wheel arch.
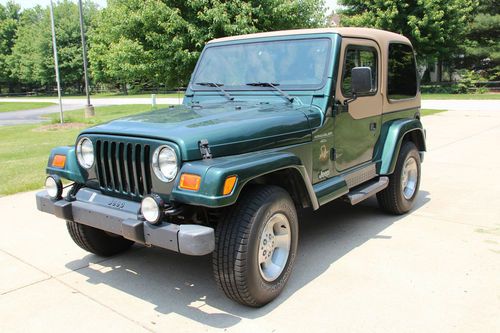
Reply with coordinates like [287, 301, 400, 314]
[377, 118, 426, 175]
[403, 128, 426, 152]
[245, 167, 317, 210]
[170, 151, 319, 210]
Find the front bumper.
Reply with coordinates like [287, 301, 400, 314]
[36, 188, 214, 256]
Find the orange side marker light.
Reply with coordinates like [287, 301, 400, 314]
[223, 176, 237, 196]
[179, 173, 201, 191]
[52, 155, 66, 168]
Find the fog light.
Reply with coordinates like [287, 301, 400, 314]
[45, 175, 63, 200]
[141, 194, 164, 225]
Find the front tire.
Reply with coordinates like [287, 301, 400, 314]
[377, 141, 421, 214]
[213, 185, 298, 307]
[66, 221, 134, 257]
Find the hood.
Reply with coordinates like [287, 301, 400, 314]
[81, 102, 322, 161]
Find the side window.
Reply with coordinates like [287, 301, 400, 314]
[341, 46, 378, 97]
[387, 43, 417, 100]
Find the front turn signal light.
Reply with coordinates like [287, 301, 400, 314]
[179, 173, 201, 191]
[52, 154, 66, 168]
[222, 175, 237, 196]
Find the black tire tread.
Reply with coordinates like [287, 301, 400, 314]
[377, 141, 420, 215]
[213, 185, 286, 307]
[66, 220, 134, 257]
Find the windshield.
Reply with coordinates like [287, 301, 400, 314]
[191, 38, 332, 90]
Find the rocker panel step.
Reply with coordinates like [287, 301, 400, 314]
[346, 176, 389, 205]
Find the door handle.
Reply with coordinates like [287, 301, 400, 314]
[370, 122, 377, 131]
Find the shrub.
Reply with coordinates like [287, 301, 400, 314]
[456, 69, 483, 93]
[420, 85, 460, 94]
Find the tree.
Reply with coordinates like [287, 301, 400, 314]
[462, 0, 499, 79]
[0, 1, 21, 93]
[338, 0, 477, 81]
[8, 0, 98, 93]
[89, 0, 326, 90]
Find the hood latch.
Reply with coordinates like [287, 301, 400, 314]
[198, 139, 212, 159]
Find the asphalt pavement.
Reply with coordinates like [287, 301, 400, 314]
[0, 97, 182, 126]
[0, 104, 499, 332]
[0, 104, 84, 126]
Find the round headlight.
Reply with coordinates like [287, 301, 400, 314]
[45, 175, 63, 199]
[152, 145, 177, 182]
[141, 194, 164, 224]
[76, 137, 94, 169]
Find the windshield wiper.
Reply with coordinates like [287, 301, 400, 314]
[194, 82, 234, 101]
[246, 82, 294, 103]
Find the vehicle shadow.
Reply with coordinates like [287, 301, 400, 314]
[65, 190, 430, 328]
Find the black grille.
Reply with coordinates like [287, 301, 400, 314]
[95, 140, 152, 198]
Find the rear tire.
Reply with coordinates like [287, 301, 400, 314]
[212, 185, 298, 307]
[377, 141, 421, 214]
[66, 221, 134, 257]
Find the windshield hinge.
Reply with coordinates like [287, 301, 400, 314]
[199, 139, 212, 159]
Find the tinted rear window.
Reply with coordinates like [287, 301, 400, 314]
[387, 43, 417, 100]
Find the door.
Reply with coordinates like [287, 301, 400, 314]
[333, 38, 382, 172]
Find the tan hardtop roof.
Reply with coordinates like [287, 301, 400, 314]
[208, 27, 411, 47]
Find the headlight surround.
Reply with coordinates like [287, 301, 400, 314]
[152, 145, 177, 182]
[76, 137, 94, 169]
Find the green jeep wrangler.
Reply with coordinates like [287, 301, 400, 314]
[37, 28, 425, 307]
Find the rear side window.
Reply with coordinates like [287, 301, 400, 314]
[387, 43, 417, 100]
[341, 45, 378, 97]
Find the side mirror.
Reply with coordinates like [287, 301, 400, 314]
[351, 67, 372, 95]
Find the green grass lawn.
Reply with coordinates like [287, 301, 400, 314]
[421, 93, 500, 100]
[92, 92, 185, 99]
[0, 101, 55, 112]
[0, 104, 165, 196]
[421, 109, 446, 116]
[0, 105, 444, 196]
[1, 92, 185, 100]
[44, 103, 168, 124]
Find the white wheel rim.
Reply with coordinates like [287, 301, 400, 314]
[258, 213, 291, 282]
[401, 156, 418, 200]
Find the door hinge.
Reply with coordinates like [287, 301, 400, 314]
[198, 139, 212, 159]
[330, 148, 337, 161]
[333, 100, 348, 115]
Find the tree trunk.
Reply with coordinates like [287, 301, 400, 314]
[437, 59, 443, 83]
